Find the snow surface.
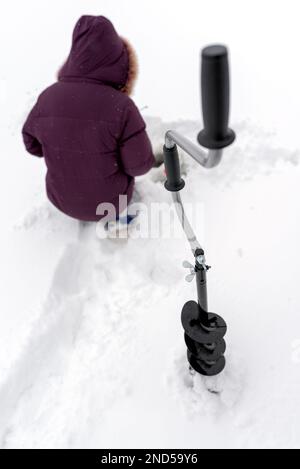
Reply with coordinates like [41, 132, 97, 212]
[1, 0, 300, 450]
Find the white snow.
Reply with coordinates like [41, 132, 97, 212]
[1, 0, 300, 450]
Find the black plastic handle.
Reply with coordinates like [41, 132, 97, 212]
[198, 45, 235, 149]
[163, 144, 185, 192]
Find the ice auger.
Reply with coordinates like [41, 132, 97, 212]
[163, 45, 235, 376]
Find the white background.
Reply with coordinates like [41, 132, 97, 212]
[0, 0, 300, 449]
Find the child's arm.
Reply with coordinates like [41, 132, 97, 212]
[22, 106, 43, 157]
[119, 100, 154, 177]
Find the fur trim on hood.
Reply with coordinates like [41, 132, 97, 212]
[120, 37, 139, 96]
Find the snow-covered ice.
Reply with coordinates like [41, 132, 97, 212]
[1, 0, 300, 450]
[1, 117, 300, 449]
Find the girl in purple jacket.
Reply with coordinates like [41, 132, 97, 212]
[22, 15, 155, 222]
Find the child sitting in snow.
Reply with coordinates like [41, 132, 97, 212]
[22, 15, 155, 223]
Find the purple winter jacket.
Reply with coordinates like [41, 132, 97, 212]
[22, 15, 154, 221]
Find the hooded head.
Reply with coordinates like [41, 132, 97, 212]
[58, 15, 138, 95]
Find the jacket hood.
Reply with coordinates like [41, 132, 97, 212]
[58, 16, 133, 90]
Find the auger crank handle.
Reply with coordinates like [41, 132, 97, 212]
[198, 45, 235, 149]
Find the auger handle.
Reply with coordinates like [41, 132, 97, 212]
[198, 45, 235, 150]
[163, 144, 185, 192]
